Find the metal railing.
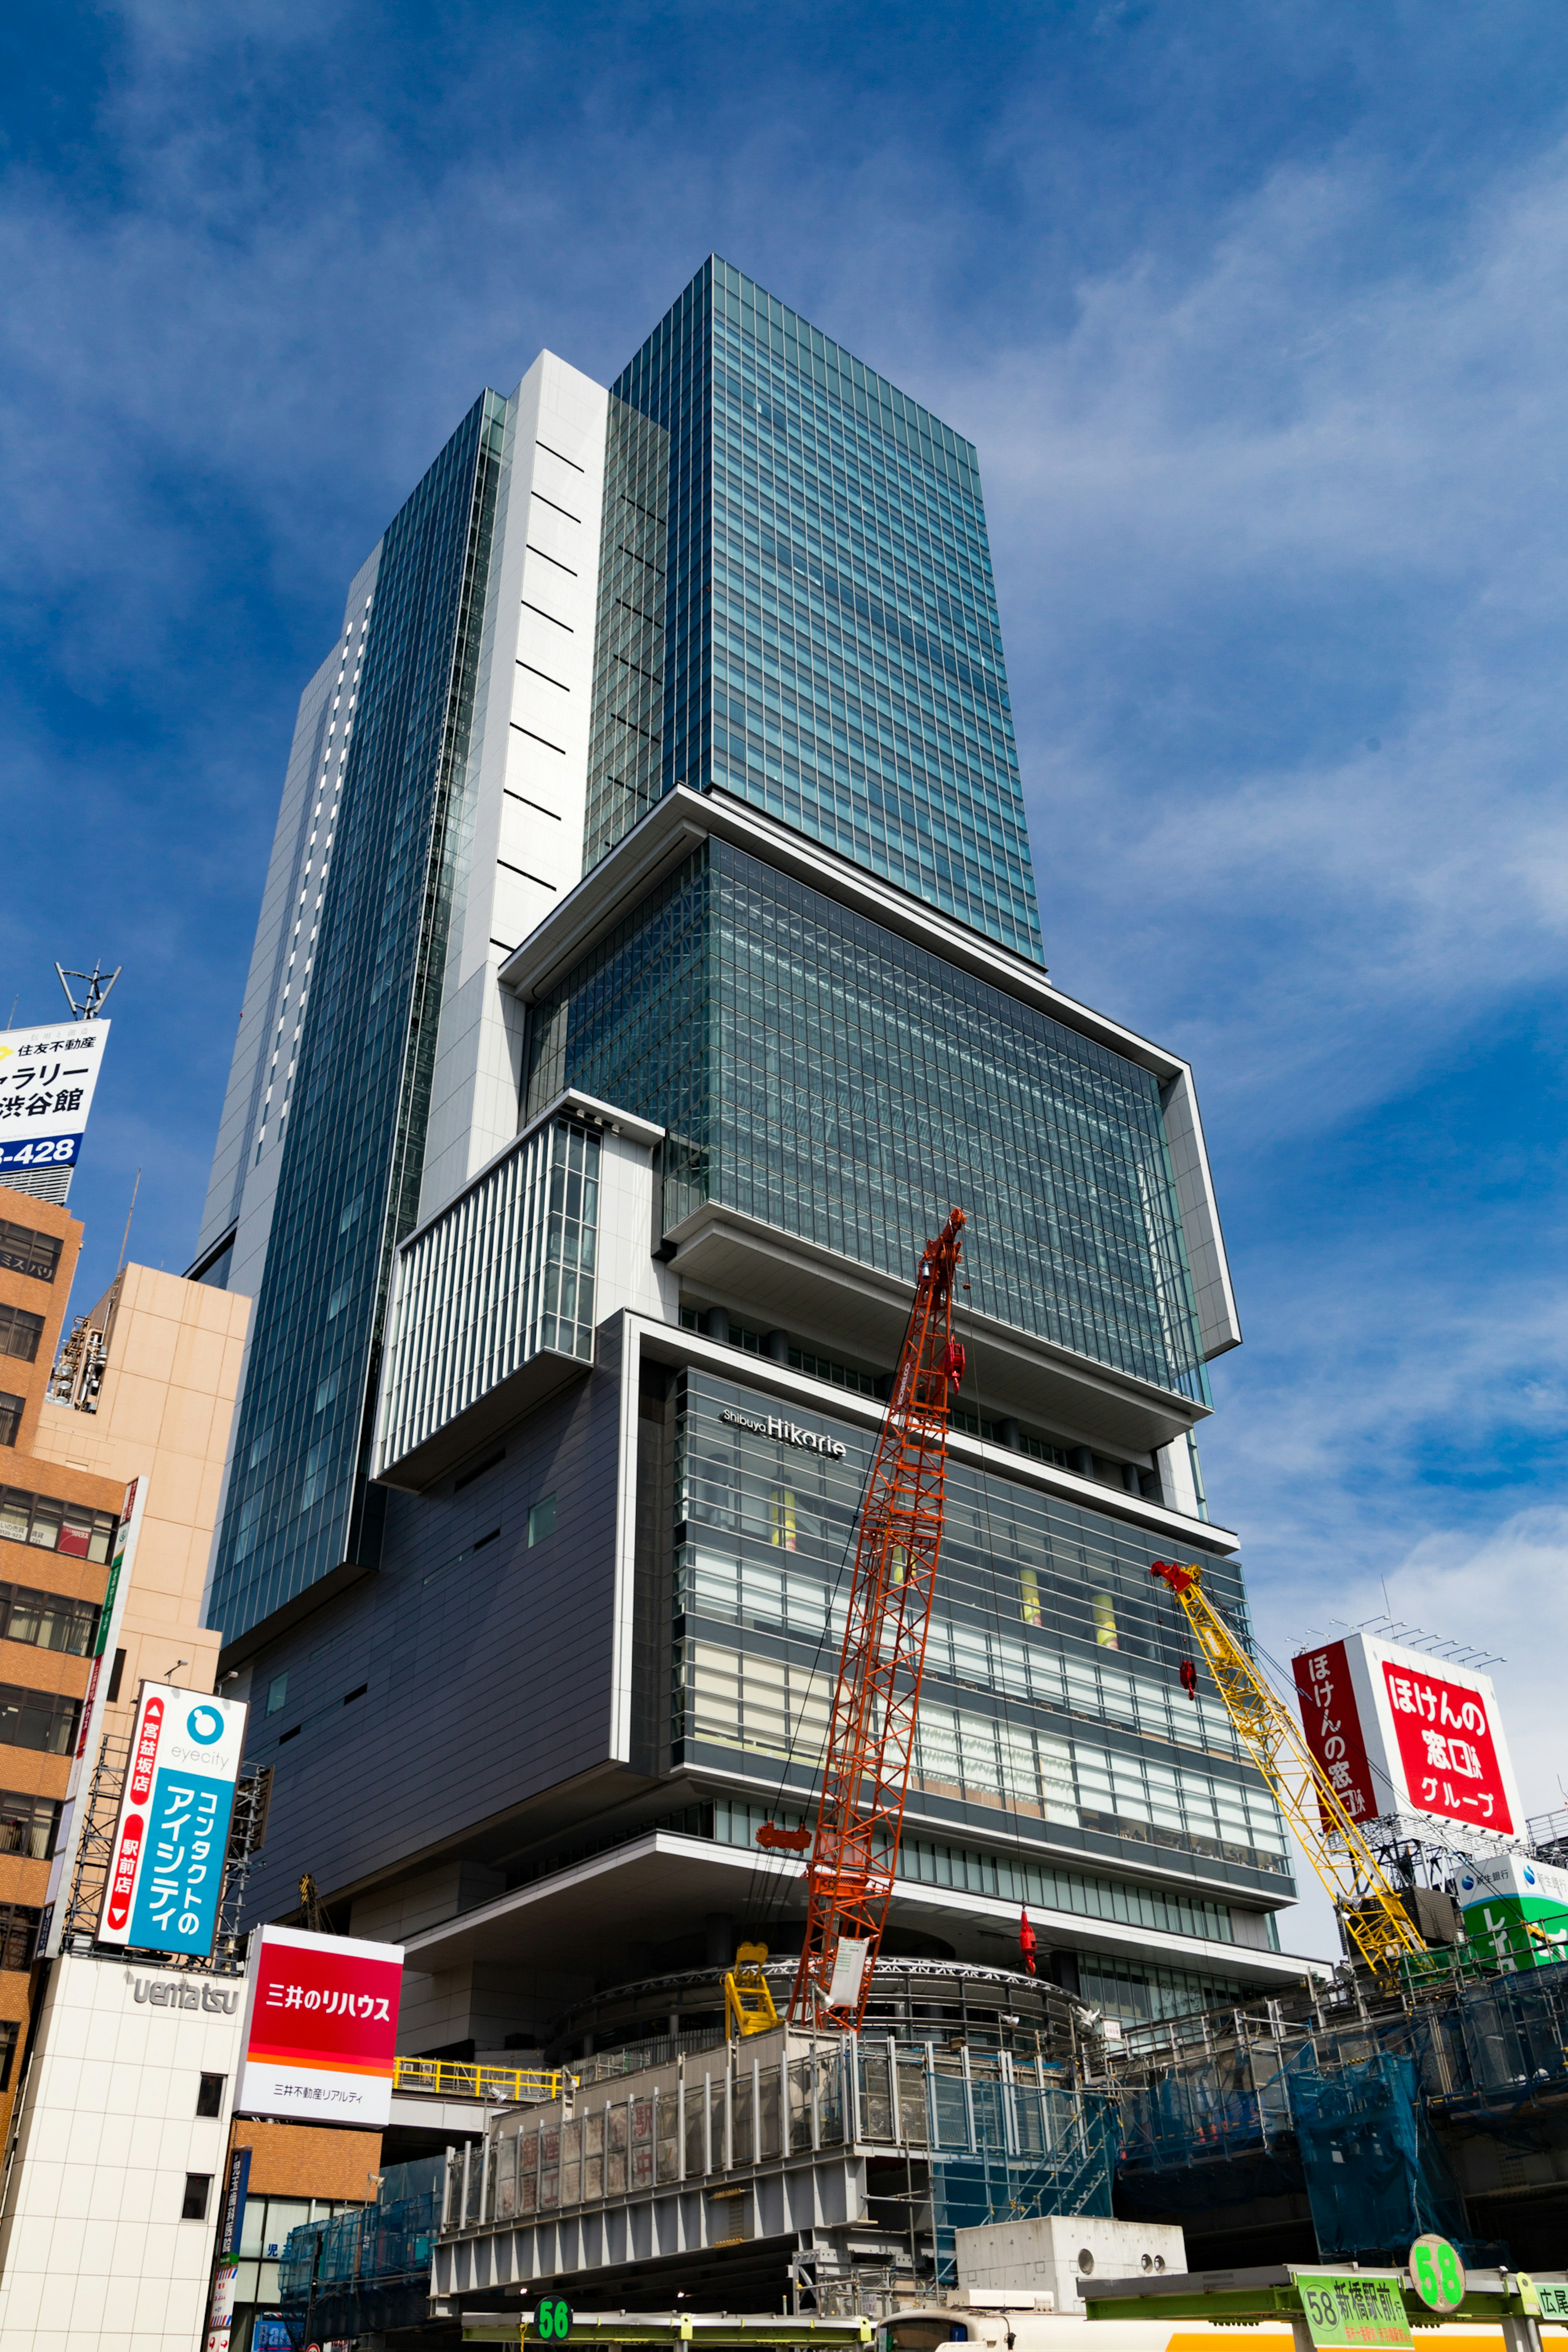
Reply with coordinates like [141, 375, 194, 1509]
[392, 2054, 570, 2105]
[442, 2038, 1115, 2236]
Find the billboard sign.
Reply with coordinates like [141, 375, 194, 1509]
[1292, 1633, 1521, 1838]
[0, 1016, 110, 1176]
[39, 1472, 146, 1956]
[1454, 1850, 1568, 1971]
[236, 1922, 403, 2127]
[97, 1682, 249, 1956]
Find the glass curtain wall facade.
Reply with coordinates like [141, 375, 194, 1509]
[209, 392, 506, 1644]
[677, 1368, 1287, 1891]
[527, 839, 1208, 1403]
[598, 257, 1043, 962]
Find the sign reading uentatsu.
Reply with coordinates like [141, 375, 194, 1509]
[721, 1405, 846, 1459]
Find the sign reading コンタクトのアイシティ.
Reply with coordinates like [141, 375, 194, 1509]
[236, 1922, 403, 2127]
[97, 1681, 249, 1958]
[0, 1017, 110, 1174]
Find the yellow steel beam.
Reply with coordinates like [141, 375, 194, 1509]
[1151, 1560, 1427, 1977]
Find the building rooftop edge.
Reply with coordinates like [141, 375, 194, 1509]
[499, 785, 1200, 1090]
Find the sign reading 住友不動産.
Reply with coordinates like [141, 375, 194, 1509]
[236, 1922, 404, 2127]
[1296, 2272, 1414, 2352]
[0, 1017, 110, 1175]
[97, 1682, 249, 1958]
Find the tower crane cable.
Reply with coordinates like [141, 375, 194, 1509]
[757, 1207, 968, 2031]
[1148, 1559, 1428, 1977]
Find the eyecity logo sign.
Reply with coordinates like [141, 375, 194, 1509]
[97, 1681, 249, 1958]
[720, 1405, 847, 1459]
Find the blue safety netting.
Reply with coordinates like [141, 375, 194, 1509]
[1285, 2049, 1472, 2263]
[931, 2098, 1116, 2285]
[279, 2155, 443, 2347]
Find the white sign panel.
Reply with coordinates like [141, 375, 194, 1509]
[0, 1018, 110, 1177]
[98, 1682, 249, 1957]
[236, 1922, 404, 2127]
[1294, 1630, 1522, 1838]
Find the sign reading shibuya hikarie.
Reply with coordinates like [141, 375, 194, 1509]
[0, 1016, 110, 1176]
[98, 1682, 248, 1956]
[1292, 1632, 1519, 1838]
[236, 1923, 403, 2127]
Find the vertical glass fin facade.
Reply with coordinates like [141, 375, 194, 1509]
[583, 397, 671, 871]
[601, 257, 1045, 962]
[376, 1115, 599, 1478]
[210, 392, 507, 1644]
[526, 840, 1207, 1403]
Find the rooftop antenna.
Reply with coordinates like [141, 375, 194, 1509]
[115, 1169, 142, 1278]
[54, 961, 121, 1020]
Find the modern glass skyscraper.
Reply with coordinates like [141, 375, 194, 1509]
[192, 261, 1292, 2069]
[588, 259, 1041, 958]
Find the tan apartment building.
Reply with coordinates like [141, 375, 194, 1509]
[0, 1184, 248, 2150]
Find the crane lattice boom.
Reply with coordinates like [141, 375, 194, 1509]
[1149, 1559, 1427, 1976]
[764, 1207, 967, 2030]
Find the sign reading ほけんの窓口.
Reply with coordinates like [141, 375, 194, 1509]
[236, 1922, 403, 2126]
[1291, 1632, 1520, 1838]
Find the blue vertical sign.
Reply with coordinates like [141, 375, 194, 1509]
[219, 2145, 252, 2257]
[98, 1684, 249, 1958]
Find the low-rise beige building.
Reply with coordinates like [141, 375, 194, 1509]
[33, 1263, 250, 1739]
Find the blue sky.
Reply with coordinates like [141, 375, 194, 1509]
[4, 2, 1565, 1951]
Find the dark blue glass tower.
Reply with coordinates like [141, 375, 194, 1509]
[206, 394, 506, 1645]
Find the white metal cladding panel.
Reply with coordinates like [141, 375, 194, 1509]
[378, 1118, 601, 1472]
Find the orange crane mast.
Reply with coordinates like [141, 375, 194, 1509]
[757, 1207, 968, 2030]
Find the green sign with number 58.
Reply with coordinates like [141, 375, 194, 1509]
[1408, 2236, 1466, 2314]
[1297, 2272, 1413, 2351]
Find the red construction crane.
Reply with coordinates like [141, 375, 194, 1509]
[756, 1207, 968, 2030]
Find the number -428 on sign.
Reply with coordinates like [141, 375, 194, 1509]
[528, 2301, 572, 2341]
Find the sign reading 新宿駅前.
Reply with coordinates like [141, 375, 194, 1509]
[1296, 2271, 1414, 2352]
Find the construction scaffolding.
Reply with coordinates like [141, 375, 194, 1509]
[1108, 1957, 1568, 2262]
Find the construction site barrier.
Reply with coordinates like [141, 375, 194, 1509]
[392, 2054, 570, 2105]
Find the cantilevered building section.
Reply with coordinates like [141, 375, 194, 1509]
[192, 256, 1285, 2067]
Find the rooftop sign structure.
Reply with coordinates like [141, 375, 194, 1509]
[0, 1016, 110, 1180]
[1291, 1631, 1521, 1840]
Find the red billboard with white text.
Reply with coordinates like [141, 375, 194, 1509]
[1292, 1639, 1379, 1829]
[1292, 1630, 1519, 1838]
[236, 1922, 403, 2127]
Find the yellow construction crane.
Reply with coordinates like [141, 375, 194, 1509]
[1150, 1560, 1428, 1978]
[723, 1941, 780, 2039]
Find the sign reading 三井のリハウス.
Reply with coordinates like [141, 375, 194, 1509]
[235, 1922, 404, 2127]
[97, 1682, 249, 1957]
[1296, 2271, 1413, 2352]
[0, 1018, 110, 1174]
